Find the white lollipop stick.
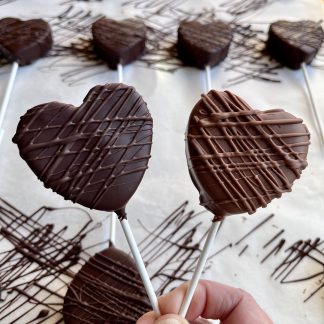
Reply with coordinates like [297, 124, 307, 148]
[120, 218, 160, 315]
[205, 65, 212, 93]
[118, 63, 124, 83]
[179, 220, 222, 317]
[108, 63, 125, 246]
[0, 62, 19, 143]
[301, 63, 324, 150]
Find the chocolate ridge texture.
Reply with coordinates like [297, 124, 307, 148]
[13, 83, 153, 215]
[92, 17, 146, 70]
[267, 20, 324, 70]
[63, 246, 151, 323]
[0, 17, 53, 66]
[186, 90, 310, 217]
[177, 20, 232, 69]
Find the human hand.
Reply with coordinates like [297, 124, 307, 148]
[136, 280, 272, 324]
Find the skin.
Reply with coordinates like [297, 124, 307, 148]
[136, 280, 273, 324]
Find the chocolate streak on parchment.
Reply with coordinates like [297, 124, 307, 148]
[1, 197, 323, 323]
[12, 1, 280, 86]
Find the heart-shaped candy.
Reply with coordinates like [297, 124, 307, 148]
[267, 20, 324, 69]
[63, 246, 151, 323]
[13, 83, 153, 215]
[186, 90, 310, 218]
[92, 18, 146, 70]
[177, 21, 232, 69]
[0, 18, 52, 66]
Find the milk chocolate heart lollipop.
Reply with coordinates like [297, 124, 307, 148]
[179, 90, 310, 317]
[267, 20, 324, 70]
[13, 83, 153, 214]
[0, 17, 53, 66]
[186, 90, 310, 217]
[177, 21, 232, 69]
[63, 246, 151, 324]
[92, 18, 146, 70]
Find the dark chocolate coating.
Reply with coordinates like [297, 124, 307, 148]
[63, 246, 151, 323]
[267, 20, 324, 70]
[13, 83, 153, 216]
[0, 18, 52, 66]
[177, 21, 232, 69]
[92, 18, 146, 70]
[186, 90, 310, 218]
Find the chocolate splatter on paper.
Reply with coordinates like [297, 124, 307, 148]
[0, 198, 323, 323]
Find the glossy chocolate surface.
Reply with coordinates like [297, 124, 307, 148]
[92, 18, 146, 69]
[0, 17, 52, 66]
[186, 90, 310, 218]
[267, 20, 324, 69]
[177, 20, 232, 69]
[13, 83, 153, 216]
[63, 246, 151, 323]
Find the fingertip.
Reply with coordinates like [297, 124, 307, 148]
[136, 311, 156, 324]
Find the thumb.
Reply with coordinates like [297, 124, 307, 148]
[154, 314, 189, 324]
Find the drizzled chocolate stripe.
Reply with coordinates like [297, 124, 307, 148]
[92, 18, 146, 69]
[0, 18, 52, 66]
[13, 83, 153, 215]
[267, 20, 324, 69]
[63, 247, 151, 323]
[186, 90, 310, 217]
[177, 20, 232, 68]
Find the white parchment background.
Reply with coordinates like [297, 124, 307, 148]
[0, 0, 323, 323]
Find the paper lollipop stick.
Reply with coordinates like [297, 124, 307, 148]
[109, 63, 125, 246]
[0, 62, 18, 143]
[179, 90, 310, 318]
[13, 83, 160, 316]
[204, 65, 212, 93]
[267, 20, 324, 150]
[301, 63, 324, 149]
[120, 216, 160, 315]
[179, 220, 222, 317]
[0, 18, 52, 143]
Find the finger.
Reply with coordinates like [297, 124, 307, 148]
[157, 280, 272, 323]
[136, 311, 156, 324]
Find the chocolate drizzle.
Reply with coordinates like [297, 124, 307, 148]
[177, 20, 232, 69]
[186, 90, 310, 217]
[13, 83, 153, 215]
[267, 20, 324, 69]
[92, 18, 147, 69]
[0, 18, 53, 66]
[63, 246, 151, 323]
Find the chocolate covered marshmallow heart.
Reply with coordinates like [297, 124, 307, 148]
[0, 18, 52, 66]
[186, 90, 310, 218]
[63, 246, 151, 324]
[13, 83, 153, 215]
[92, 18, 146, 70]
[177, 21, 232, 69]
[267, 20, 324, 70]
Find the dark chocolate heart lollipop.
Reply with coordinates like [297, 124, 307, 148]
[177, 21, 232, 69]
[186, 90, 310, 217]
[63, 246, 151, 324]
[92, 18, 146, 70]
[13, 83, 153, 214]
[0, 18, 53, 66]
[267, 20, 324, 70]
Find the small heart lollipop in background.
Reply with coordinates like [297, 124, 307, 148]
[179, 90, 310, 317]
[13, 83, 160, 315]
[267, 20, 324, 150]
[92, 17, 146, 84]
[0, 18, 52, 144]
[63, 245, 151, 323]
[177, 20, 233, 92]
[92, 17, 147, 243]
